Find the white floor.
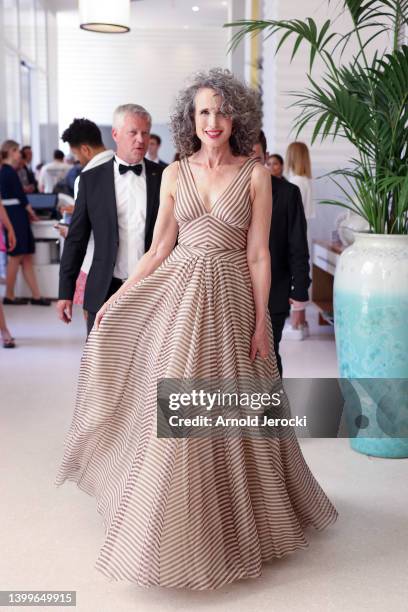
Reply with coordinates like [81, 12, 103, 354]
[1, 303, 407, 612]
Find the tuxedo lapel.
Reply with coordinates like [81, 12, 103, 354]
[102, 158, 118, 239]
[144, 158, 159, 243]
[108, 157, 117, 212]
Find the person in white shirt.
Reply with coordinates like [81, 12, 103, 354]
[38, 149, 70, 193]
[286, 142, 315, 220]
[285, 141, 315, 337]
[57, 118, 114, 327]
[57, 105, 165, 336]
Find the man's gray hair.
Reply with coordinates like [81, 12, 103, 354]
[112, 104, 152, 129]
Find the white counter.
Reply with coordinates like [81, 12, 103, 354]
[15, 220, 62, 299]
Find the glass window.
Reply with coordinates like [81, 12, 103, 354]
[38, 70, 48, 125]
[36, 0, 47, 71]
[21, 63, 32, 145]
[19, 0, 36, 62]
[3, 0, 19, 48]
[5, 48, 21, 141]
[38, 70, 49, 162]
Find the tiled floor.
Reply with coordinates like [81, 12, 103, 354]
[1, 302, 407, 612]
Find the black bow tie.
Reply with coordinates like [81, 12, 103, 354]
[118, 163, 143, 176]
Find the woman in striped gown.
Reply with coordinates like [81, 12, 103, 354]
[56, 68, 338, 590]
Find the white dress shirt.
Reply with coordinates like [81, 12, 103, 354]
[113, 155, 147, 280]
[145, 153, 159, 163]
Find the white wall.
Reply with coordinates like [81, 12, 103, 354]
[57, 11, 229, 161]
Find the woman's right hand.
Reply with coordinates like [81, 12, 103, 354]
[94, 289, 125, 330]
[94, 300, 112, 331]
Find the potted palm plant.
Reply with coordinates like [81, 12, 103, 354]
[226, 0, 408, 457]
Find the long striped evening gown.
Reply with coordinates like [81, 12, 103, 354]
[56, 157, 338, 590]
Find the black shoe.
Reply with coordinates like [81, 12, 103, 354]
[3, 337, 15, 348]
[3, 297, 29, 305]
[30, 297, 51, 306]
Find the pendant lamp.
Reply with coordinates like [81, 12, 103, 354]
[79, 0, 131, 33]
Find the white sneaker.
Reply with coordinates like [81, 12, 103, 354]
[282, 322, 310, 341]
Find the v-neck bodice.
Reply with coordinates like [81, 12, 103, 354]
[185, 157, 254, 215]
[175, 156, 258, 251]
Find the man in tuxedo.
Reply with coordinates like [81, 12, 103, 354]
[252, 132, 310, 376]
[57, 104, 165, 336]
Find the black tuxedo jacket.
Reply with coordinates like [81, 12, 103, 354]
[59, 157, 164, 313]
[269, 177, 311, 315]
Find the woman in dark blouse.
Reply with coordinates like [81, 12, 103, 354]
[0, 140, 50, 305]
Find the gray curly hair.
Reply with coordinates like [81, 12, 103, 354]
[170, 68, 262, 158]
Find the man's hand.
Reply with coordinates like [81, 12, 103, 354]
[289, 298, 308, 328]
[57, 299, 73, 324]
[54, 224, 68, 239]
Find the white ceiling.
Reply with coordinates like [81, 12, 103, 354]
[52, 0, 231, 28]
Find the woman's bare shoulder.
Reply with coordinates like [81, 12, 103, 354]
[250, 161, 271, 182]
[161, 161, 180, 191]
[162, 160, 179, 179]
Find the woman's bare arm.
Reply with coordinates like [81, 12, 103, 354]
[246, 163, 272, 360]
[0, 200, 17, 251]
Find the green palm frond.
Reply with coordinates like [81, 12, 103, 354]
[331, 0, 408, 28]
[225, 1, 408, 233]
[224, 18, 339, 71]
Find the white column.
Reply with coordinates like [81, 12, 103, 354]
[261, 0, 278, 154]
[44, 7, 59, 160]
[227, 0, 246, 82]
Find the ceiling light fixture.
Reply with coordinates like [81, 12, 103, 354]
[79, 0, 131, 33]
[192, 6, 200, 12]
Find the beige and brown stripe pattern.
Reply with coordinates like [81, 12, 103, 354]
[55, 157, 338, 590]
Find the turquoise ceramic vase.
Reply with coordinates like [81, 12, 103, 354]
[334, 233, 408, 458]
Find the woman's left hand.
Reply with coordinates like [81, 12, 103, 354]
[250, 325, 270, 361]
